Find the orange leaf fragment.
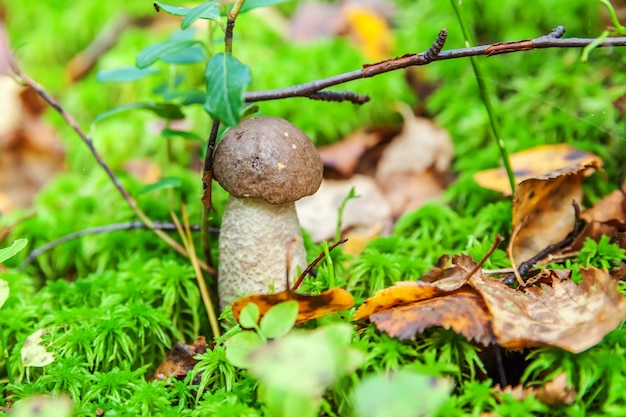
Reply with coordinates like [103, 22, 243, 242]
[470, 267, 626, 353]
[232, 287, 354, 325]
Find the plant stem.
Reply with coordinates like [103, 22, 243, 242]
[323, 242, 336, 288]
[450, 0, 516, 194]
[0, 324, 14, 383]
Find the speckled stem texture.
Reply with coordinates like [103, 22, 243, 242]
[218, 196, 308, 309]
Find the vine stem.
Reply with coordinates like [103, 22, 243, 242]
[9, 59, 216, 276]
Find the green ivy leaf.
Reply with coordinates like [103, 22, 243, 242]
[154, 2, 191, 16]
[353, 371, 453, 417]
[259, 301, 298, 339]
[136, 40, 200, 68]
[160, 44, 206, 65]
[138, 178, 181, 194]
[239, 303, 261, 329]
[93, 102, 185, 125]
[248, 324, 364, 395]
[204, 53, 251, 127]
[181, 2, 220, 29]
[161, 129, 202, 141]
[97, 67, 160, 83]
[0, 239, 28, 264]
[224, 331, 264, 368]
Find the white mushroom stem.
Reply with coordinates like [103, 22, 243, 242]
[218, 195, 308, 309]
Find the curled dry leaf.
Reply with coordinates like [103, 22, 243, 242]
[470, 267, 626, 353]
[354, 255, 495, 345]
[495, 372, 576, 406]
[232, 287, 354, 325]
[149, 336, 207, 381]
[569, 180, 626, 250]
[474, 144, 602, 264]
[356, 254, 626, 353]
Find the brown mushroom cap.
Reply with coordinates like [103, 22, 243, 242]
[213, 116, 323, 205]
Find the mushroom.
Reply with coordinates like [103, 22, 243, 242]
[213, 116, 323, 309]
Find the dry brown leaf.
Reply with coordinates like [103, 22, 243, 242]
[353, 254, 476, 320]
[318, 129, 387, 178]
[495, 372, 576, 406]
[296, 175, 392, 242]
[569, 181, 626, 250]
[232, 287, 354, 325]
[376, 103, 453, 182]
[470, 267, 626, 353]
[354, 255, 495, 345]
[375, 103, 453, 218]
[473, 144, 601, 196]
[149, 336, 207, 381]
[367, 288, 495, 345]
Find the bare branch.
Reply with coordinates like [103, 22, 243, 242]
[245, 27, 626, 103]
[19, 222, 219, 271]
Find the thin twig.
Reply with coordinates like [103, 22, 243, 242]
[18, 222, 217, 271]
[244, 28, 626, 103]
[291, 238, 348, 291]
[9, 58, 215, 275]
[465, 234, 504, 280]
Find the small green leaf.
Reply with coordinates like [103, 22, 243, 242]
[163, 90, 206, 105]
[181, 2, 220, 29]
[237, 0, 293, 13]
[239, 303, 261, 329]
[97, 67, 160, 83]
[204, 53, 251, 127]
[154, 2, 192, 17]
[248, 323, 364, 395]
[224, 331, 264, 368]
[353, 371, 453, 417]
[21, 329, 55, 368]
[161, 129, 202, 141]
[260, 301, 298, 339]
[93, 102, 185, 125]
[0, 239, 28, 264]
[138, 177, 181, 194]
[136, 40, 199, 68]
[0, 279, 8, 309]
[160, 44, 206, 64]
